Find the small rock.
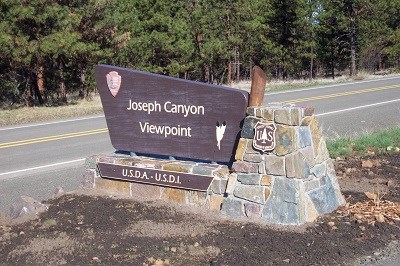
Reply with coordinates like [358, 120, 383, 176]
[374, 251, 381, 256]
[194, 242, 199, 247]
[328, 221, 335, 227]
[386, 146, 393, 151]
[19, 231, 25, 235]
[170, 247, 177, 253]
[375, 214, 385, 223]
[395, 147, 400, 152]
[283, 259, 290, 263]
[387, 180, 396, 188]
[359, 226, 366, 231]
[92, 257, 101, 262]
[361, 160, 373, 168]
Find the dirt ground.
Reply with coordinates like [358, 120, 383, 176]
[0, 154, 399, 265]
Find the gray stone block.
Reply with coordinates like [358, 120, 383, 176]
[244, 202, 263, 218]
[310, 162, 327, 179]
[192, 166, 214, 176]
[221, 197, 245, 218]
[262, 178, 301, 224]
[264, 155, 286, 176]
[285, 151, 311, 179]
[304, 179, 320, 192]
[307, 176, 340, 215]
[298, 126, 312, 148]
[241, 116, 261, 139]
[232, 161, 259, 173]
[237, 173, 262, 185]
[210, 178, 228, 195]
[233, 184, 265, 204]
[243, 153, 263, 163]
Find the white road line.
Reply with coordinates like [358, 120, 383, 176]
[0, 115, 105, 131]
[267, 75, 400, 95]
[316, 99, 400, 117]
[0, 158, 85, 177]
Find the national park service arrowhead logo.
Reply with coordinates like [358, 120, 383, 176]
[106, 71, 121, 97]
[253, 122, 277, 152]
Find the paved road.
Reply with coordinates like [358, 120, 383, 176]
[0, 76, 399, 212]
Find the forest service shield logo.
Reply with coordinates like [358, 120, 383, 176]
[253, 122, 277, 152]
[106, 71, 121, 97]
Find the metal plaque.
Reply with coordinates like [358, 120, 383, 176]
[253, 122, 277, 152]
[95, 65, 249, 162]
[97, 162, 214, 191]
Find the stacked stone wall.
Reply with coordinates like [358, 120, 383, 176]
[84, 155, 232, 211]
[222, 104, 345, 224]
[83, 103, 345, 225]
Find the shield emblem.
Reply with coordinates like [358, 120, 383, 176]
[253, 122, 277, 152]
[106, 71, 122, 97]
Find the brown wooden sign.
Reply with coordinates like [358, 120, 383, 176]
[95, 65, 249, 162]
[97, 162, 214, 191]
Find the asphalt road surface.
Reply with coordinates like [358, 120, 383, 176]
[0, 75, 399, 212]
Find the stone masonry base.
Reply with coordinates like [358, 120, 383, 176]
[83, 103, 345, 225]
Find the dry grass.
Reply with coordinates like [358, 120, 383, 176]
[231, 73, 397, 92]
[0, 96, 103, 126]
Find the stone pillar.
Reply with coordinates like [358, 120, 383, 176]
[221, 103, 345, 224]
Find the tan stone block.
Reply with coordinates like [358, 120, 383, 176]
[300, 116, 313, 126]
[290, 108, 301, 125]
[131, 182, 161, 199]
[274, 109, 291, 125]
[309, 117, 323, 155]
[315, 137, 330, 164]
[95, 178, 131, 197]
[98, 157, 116, 164]
[246, 140, 259, 154]
[246, 107, 256, 116]
[275, 124, 297, 156]
[264, 187, 271, 201]
[255, 108, 264, 118]
[304, 195, 319, 223]
[262, 109, 274, 121]
[235, 138, 248, 161]
[161, 188, 187, 204]
[225, 174, 237, 194]
[114, 158, 133, 166]
[213, 167, 230, 178]
[162, 164, 191, 173]
[261, 175, 272, 186]
[209, 195, 225, 211]
[187, 191, 208, 207]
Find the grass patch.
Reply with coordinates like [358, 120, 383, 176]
[327, 127, 400, 158]
[0, 96, 103, 126]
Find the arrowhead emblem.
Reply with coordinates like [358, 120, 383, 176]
[106, 71, 121, 97]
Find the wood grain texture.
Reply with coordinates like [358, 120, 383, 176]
[248, 66, 267, 107]
[95, 65, 249, 162]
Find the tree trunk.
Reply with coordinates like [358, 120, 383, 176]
[36, 65, 45, 105]
[59, 60, 67, 103]
[349, 0, 357, 77]
[227, 61, 232, 85]
[310, 46, 314, 80]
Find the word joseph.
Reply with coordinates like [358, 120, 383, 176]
[127, 99, 205, 117]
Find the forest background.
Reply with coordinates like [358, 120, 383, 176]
[1, 0, 400, 107]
